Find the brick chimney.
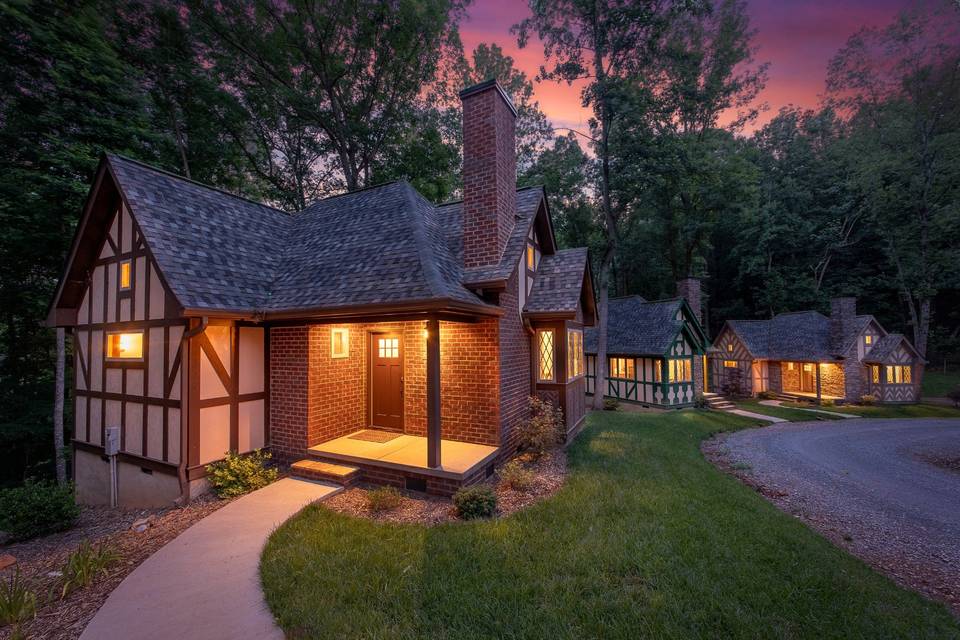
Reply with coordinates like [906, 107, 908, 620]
[830, 297, 857, 348]
[460, 79, 517, 269]
[676, 278, 703, 325]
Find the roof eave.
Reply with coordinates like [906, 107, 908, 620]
[180, 298, 504, 323]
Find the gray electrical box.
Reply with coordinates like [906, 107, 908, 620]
[105, 426, 121, 456]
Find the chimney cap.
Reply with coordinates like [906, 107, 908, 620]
[459, 79, 518, 117]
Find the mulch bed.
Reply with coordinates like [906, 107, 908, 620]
[324, 449, 567, 525]
[702, 434, 960, 617]
[0, 495, 227, 640]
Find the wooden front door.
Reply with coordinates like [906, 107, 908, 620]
[370, 333, 403, 430]
[800, 363, 815, 392]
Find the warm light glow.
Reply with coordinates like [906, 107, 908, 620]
[331, 328, 349, 358]
[865, 335, 873, 345]
[422, 328, 429, 339]
[727, 343, 733, 352]
[668, 358, 692, 383]
[107, 332, 143, 359]
[120, 261, 131, 289]
[378, 337, 399, 359]
[871, 365, 880, 384]
[609, 357, 634, 380]
[567, 329, 584, 380]
[526, 244, 535, 270]
[723, 360, 737, 368]
[537, 329, 555, 382]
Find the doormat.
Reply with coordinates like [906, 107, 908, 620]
[348, 430, 401, 443]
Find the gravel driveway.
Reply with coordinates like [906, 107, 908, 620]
[708, 418, 960, 614]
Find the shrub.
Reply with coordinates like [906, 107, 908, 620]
[517, 396, 564, 457]
[0, 570, 36, 636]
[860, 394, 877, 406]
[0, 480, 79, 541]
[947, 385, 960, 408]
[603, 398, 620, 411]
[453, 486, 497, 519]
[692, 394, 708, 409]
[499, 459, 534, 492]
[205, 449, 278, 498]
[821, 398, 836, 407]
[365, 486, 403, 512]
[757, 390, 777, 400]
[61, 540, 120, 598]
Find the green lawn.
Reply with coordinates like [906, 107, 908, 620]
[737, 399, 960, 421]
[734, 399, 845, 422]
[923, 370, 960, 397]
[261, 410, 960, 639]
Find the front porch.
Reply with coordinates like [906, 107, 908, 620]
[308, 429, 500, 484]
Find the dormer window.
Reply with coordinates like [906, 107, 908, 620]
[120, 260, 131, 290]
[865, 335, 873, 346]
[526, 244, 535, 270]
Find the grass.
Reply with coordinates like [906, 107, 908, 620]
[922, 370, 960, 397]
[736, 398, 960, 422]
[261, 410, 960, 639]
[734, 399, 845, 422]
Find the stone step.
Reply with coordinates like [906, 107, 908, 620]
[290, 459, 361, 486]
[711, 402, 737, 410]
[702, 392, 720, 398]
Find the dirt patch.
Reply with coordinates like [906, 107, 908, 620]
[324, 449, 567, 525]
[0, 495, 227, 640]
[702, 432, 960, 616]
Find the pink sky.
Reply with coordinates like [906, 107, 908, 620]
[461, 0, 914, 135]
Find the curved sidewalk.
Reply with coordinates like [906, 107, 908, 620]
[81, 478, 339, 640]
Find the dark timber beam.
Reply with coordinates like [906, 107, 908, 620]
[426, 316, 441, 468]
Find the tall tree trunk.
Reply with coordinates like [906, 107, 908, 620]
[54, 327, 67, 485]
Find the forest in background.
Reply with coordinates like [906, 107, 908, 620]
[1, 0, 958, 483]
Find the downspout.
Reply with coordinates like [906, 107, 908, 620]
[176, 316, 208, 504]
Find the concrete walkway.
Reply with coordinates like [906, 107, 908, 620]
[725, 408, 787, 423]
[80, 478, 339, 640]
[758, 399, 858, 418]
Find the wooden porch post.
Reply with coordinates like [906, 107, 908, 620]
[426, 317, 441, 468]
[815, 363, 822, 405]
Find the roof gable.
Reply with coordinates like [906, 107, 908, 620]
[584, 296, 698, 356]
[523, 247, 595, 323]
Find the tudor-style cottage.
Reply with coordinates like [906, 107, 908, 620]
[584, 279, 710, 408]
[709, 297, 924, 404]
[48, 80, 596, 506]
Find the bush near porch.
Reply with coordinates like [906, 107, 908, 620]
[260, 410, 960, 639]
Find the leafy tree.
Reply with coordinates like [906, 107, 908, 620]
[515, 0, 695, 409]
[826, 2, 960, 357]
[0, 0, 159, 483]
[187, 0, 468, 204]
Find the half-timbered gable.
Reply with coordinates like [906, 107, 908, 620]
[584, 295, 709, 408]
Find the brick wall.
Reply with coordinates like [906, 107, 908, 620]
[269, 320, 502, 461]
[268, 326, 308, 464]
[461, 83, 516, 268]
[499, 270, 531, 452]
[820, 363, 845, 398]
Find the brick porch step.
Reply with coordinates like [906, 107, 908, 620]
[290, 459, 361, 486]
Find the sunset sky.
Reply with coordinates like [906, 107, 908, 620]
[461, 0, 916, 135]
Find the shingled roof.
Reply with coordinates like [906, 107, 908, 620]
[438, 186, 549, 287]
[863, 333, 923, 364]
[524, 248, 591, 316]
[584, 296, 700, 356]
[725, 311, 852, 361]
[104, 155, 512, 316]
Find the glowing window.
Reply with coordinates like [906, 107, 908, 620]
[871, 365, 880, 384]
[537, 330, 555, 382]
[377, 337, 399, 359]
[885, 365, 911, 385]
[727, 343, 733, 352]
[654, 360, 663, 381]
[527, 244, 535, 270]
[668, 358, 692, 382]
[904, 366, 912, 384]
[609, 357, 634, 380]
[787, 362, 795, 371]
[723, 360, 737, 368]
[864, 334, 873, 346]
[120, 260, 131, 290]
[331, 328, 349, 359]
[106, 332, 143, 359]
[566, 329, 584, 380]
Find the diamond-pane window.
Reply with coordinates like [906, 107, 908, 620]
[537, 330, 555, 382]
